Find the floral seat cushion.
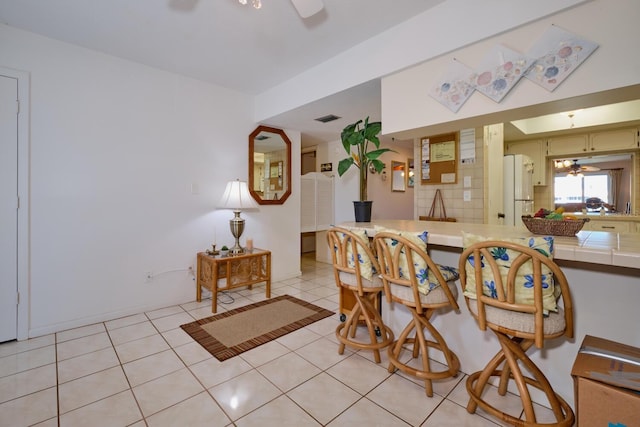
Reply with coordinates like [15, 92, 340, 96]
[462, 232, 558, 314]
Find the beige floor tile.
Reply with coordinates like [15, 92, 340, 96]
[367, 374, 442, 426]
[0, 387, 57, 427]
[287, 372, 360, 425]
[0, 335, 54, 358]
[104, 313, 148, 330]
[257, 352, 321, 392]
[114, 333, 169, 364]
[173, 341, 213, 366]
[56, 332, 112, 361]
[145, 391, 231, 427]
[326, 397, 408, 426]
[326, 353, 391, 395]
[145, 305, 186, 320]
[240, 340, 291, 367]
[58, 366, 129, 414]
[235, 395, 321, 427]
[0, 364, 57, 404]
[0, 345, 56, 377]
[56, 323, 106, 343]
[295, 337, 352, 370]
[57, 347, 120, 384]
[190, 355, 253, 389]
[132, 368, 204, 417]
[150, 312, 195, 333]
[123, 349, 184, 387]
[421, 399, 500, 426]
[31, 417, 58, 427]
[59, 390, 142, 427]
[107, 320, 158, 345]
[161, 327, 193, 348]
[208, 369, 282, 421]
[304, 316, 341, 337]
[275, 327, 322, 351]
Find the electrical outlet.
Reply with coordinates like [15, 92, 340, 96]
[188, 265, 194, 276]
[144, 271, 153, 283]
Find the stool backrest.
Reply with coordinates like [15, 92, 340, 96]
[327, 227, 380, 296]
[374, 231, 459, 313]
[459, 240, 573, 348]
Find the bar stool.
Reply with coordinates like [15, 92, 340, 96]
[458, 237, 575, 426]
[327, 227, 394, 363]
[373, 231, 460, 397]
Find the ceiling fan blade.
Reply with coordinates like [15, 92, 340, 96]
[290, 0, 324, 18]
[581, 165, 600, 171]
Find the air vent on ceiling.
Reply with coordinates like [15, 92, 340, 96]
[314, 114, 341, 123]
[255, 135, 270, 141]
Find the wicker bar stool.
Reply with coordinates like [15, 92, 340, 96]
[327, 227, 394, 363]
[373, 231, 460, 397]
[458, 237, 575, 426]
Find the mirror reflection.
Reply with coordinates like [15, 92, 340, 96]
[249, 125, 292, 205]
[553, 153, 633, 213]
[407, 158, 415, 188]
[391, 160, 406, 192]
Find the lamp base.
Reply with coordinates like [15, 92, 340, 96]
[230, 211, 245, 254]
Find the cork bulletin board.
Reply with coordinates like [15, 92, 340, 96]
[420, 132, 458, 185]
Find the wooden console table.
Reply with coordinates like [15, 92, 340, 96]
[196, 249, 271, 313]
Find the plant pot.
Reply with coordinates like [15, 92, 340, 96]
[353, 201, 373, 222]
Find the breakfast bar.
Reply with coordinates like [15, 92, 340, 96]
[340, 219, 640, 408]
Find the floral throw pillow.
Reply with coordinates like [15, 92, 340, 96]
[335, 228, 375, 281]
[374, 226, 459, 295]
[462, 232, 557, 313]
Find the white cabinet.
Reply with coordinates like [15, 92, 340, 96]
[590, 128, 639, 152]
[505, 139, 546, 185]
[547, 128, 639, 156]
[300, 172, 334, 232]
[546, 134, 589, 156]
[584, 220, 630, 233]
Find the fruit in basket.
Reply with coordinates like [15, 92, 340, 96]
[533, 208, 551, 218]
[545, 212, 564, 220]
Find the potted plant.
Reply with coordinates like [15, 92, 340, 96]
[220, 246, 229, 257]
[338, 117, 394, 222]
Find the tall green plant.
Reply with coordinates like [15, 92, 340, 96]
[337, 117, 394, 201]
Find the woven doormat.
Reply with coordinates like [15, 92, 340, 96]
[180, 295, 334, 361]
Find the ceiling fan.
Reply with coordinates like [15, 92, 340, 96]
[238, 0, 324, 18]
[555, 159, 600, 176]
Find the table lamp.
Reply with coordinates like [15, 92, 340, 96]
[218, 179, 258, 254]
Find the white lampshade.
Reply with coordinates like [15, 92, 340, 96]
[218, 179, 258, 211]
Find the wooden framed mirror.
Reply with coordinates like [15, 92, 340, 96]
[249, 125, 292, 205]
[391, 160, 406, 192]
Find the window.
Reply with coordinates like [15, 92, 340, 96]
[554, 173, 609, 204]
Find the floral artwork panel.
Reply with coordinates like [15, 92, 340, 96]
[429, 59, 475, 113]
[525, 25, 599, 92]
[472, 44, 535, 103]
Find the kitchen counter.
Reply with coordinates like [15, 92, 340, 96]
[338, 219, 640, 408]
[341, 219, 640, 269]
[564, 212, 640, 222]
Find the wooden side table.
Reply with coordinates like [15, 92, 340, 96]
[196, 249, 271, 313]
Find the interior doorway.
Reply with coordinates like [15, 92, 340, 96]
[301, 148, 317, 254]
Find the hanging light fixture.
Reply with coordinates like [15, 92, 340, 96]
[238, 0, 262, 9]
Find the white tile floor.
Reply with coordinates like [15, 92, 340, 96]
[0, 253, 558, 426]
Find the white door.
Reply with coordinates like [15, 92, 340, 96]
[0, 75, 18, 342]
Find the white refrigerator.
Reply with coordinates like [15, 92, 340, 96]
[503, 154, 534, 227]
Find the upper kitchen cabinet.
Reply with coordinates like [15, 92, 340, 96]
[505, 139, 546, 186]
[546, 134, 589, 156]
[590, 127, 639, 152]
[547, 128, 639, 156]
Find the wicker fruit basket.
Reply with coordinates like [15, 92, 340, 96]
[521, 215, 590, 236]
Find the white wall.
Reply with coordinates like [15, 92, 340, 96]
[0, 25, 301, 337]
[382, 0, 640, 138]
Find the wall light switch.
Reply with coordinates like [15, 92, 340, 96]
[463, 190, 471, 202]
[464, 176, 472, 188]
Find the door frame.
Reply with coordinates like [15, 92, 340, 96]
[1, 67, 30, 340]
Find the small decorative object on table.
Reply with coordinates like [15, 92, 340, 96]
[220, 246, 229, 257]
[206, 244, 219, 256]
[521, 215, 590, 236]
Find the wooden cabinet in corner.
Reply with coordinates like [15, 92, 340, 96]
[546, 134, 589, 156]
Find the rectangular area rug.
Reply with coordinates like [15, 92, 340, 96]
[180, 294, 334, 361]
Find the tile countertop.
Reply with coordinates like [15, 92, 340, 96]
[563, 213, 640, 222]
[339, 220, 640, 270]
